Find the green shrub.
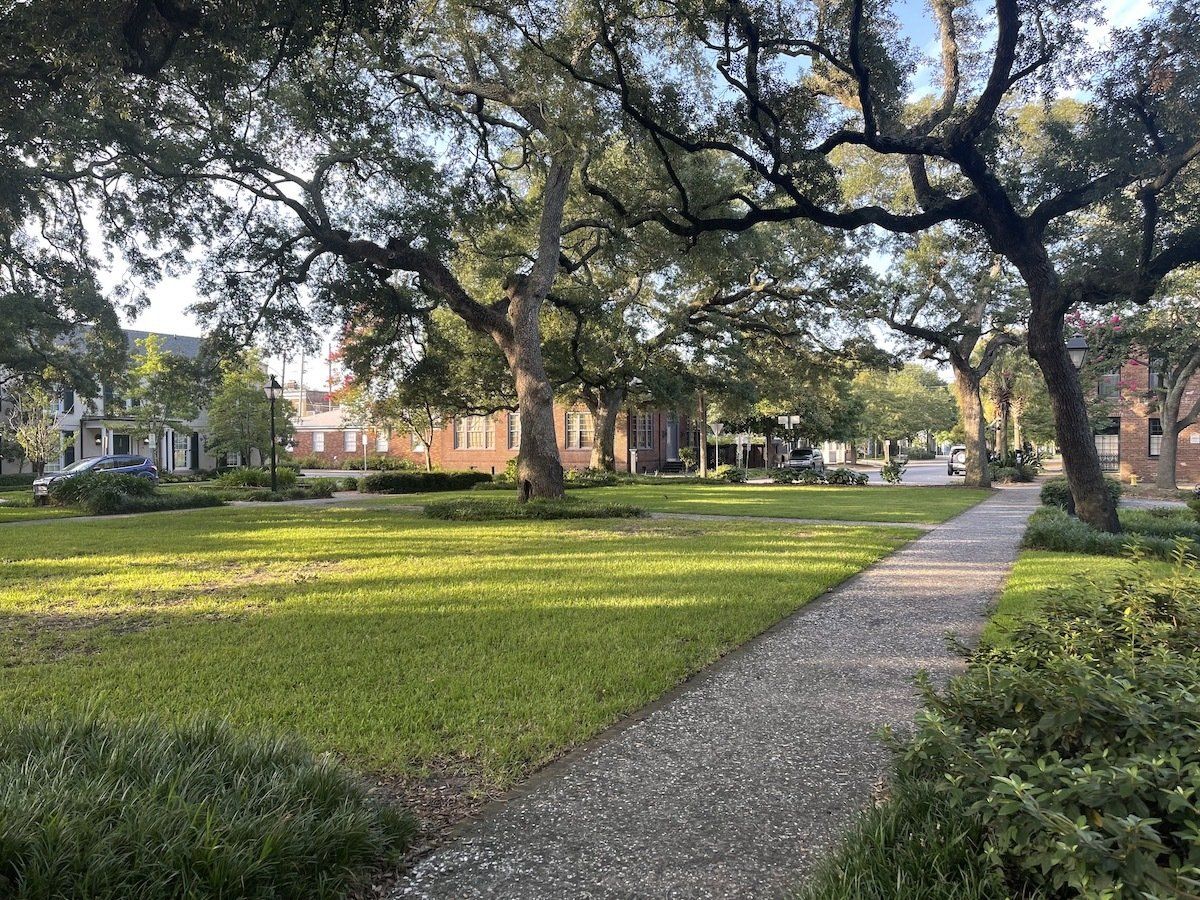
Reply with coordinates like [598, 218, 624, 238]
[423, 497, 645, 521]
[471, 480, 514, 491]
[0, 474, 37, 487]
[157, 470, 216, 484]
[826, 467, 869, 486]
[770, 468, 797, 484]
[1039, 475, 1122, 513]
[881, 459, 907, 484]
[216, 467, 298, 489]
[712, 465, 747, 483]
[772, 468, 828, 485]
[988, 462, 1037, 483]
[1188, 496, 1200, 521]
[904, 447, 937, 460]
[565, 467, 621, 487]
[345, 455, 420, 471]
[895, 556, 1200, 898]
[340, 476, 359, 491]
[359, 470, 492, 494]
[50, 473, 155, 514]
[0, 710, 413, 899]
[1022, 507, 1196, 560]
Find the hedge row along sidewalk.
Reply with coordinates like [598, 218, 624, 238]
[392, 485, 1041, 899]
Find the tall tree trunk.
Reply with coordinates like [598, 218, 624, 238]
[583, 385, 625, 472]
[1157, 390, 1182, 490]
[498, 286, 564, 501]
[996, 402, 1010, 458]
[1028, 300, 1120, 532]
[951, 363, 991, 488]
[697, 391, 709, 478]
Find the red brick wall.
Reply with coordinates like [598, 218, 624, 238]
[1112, 357, 1200, 485]
[293, 402, 652, 472]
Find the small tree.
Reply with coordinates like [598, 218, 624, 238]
[125, 335, 202, 467]
[3, 384, 67, 476]
[206, 352, 294, 467]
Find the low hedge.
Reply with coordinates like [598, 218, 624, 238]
[1022, 507, 1197, 560]
[359, 470, 492, 494]
[50, 473, 224, 516]
[216, 467, 298, 489]
[0, 474, 36, 487]
[0, 711, 413, 899]
[345, 455, 421, 472]
[423, 497, 645, 521]
[1039, 475, 1122, 513]
[712, 465, 747, 483]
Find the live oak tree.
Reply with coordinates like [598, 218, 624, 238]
[534, 0, 1200, 531]
[5, 1, 614, 501]
[879, 232, 1022, 487]
[852, 365, 958, 456]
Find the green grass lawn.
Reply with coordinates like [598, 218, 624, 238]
[400, 483, 991, 524]
[0, 502, 916, 809]
[983, 550, 1182, 644]
[0, 503, 80, 522]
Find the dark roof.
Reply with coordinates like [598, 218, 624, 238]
[123, 329, 204, 359]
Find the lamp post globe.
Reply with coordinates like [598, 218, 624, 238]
[1065, 334, 1089, 371]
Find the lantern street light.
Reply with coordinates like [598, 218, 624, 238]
[1065, 334, 1089, 371]
[263, 375, 282, 492]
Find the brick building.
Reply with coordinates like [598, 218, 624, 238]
[1092, 354, 1200, 485]
[292, 404, 694, 474]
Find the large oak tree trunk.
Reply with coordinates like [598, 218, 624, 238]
[498, 286, 564, 501]
[583, 385, 625, 472]
[1028, 300, 1120, 532]
[951, 364, 991, 488]
[697, 391, 709, 478]
[1156, 391, 1182, 490]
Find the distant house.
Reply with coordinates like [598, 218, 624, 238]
[1087, 353, 1200, 483]
[0, 329, 250, 475]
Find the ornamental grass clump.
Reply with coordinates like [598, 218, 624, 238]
[896, 552, 1200, 898]
[0, 711, 413, 899]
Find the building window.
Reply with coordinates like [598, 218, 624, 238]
[1149, 354, 1166, 392]
[1094, 417, 1120, 471]
[313, 431, 325, 452]
[454, 416, 494, 450]
[507, 412, 521, 450]
[633, 412, 654, 450]
[411, 432, 426, 451]
[375, 431, 390, 452]
[1098, 373, 1121, 400]
[60, 388, 75, 414]
[343, 430, 357, 452]
[1149, 418, 1163, 457]
[565, 411, 594, 449]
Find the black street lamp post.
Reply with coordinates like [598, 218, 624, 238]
[1066, 334, 1089, 371]
[264, 375, 282, 492]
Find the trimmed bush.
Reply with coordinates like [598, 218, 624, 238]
[157, 470, 217, 484]
[345, 455, 421, 471]
[1039, 475, 1122, 513]
[340, 476, 359, 492]
[826, 467, 869, 486]
[49, 473, 156, 514]
[359, 470, 492, 494]
[1021, 507, 1190, 560]
[424, 497, 645, 521]
[0, 474, 36, 487]
[1189, 496, 1200, 521]
[0, 710, 413, 899]
[216, 467, 298, 489]
[565, 467, 621, 487]
[712, 465, 747, 483]
[893, 556, 1200, 898]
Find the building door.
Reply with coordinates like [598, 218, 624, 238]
[63, 432, 75, 466]
[190, 433, 201, 471]
[113, 433, 131, 455]
[1094, 417, 1119, 471]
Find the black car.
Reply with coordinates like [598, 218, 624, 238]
[33, 454, 158, 502]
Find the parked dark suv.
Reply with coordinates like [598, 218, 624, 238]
[784, 447, 825, 473]
[33, 455, 158, 502]
[947, 445, 967, 476]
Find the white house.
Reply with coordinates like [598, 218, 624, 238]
[0, 329, 237, 475]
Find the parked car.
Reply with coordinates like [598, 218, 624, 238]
[33, 455, 158, 502]
[784, 448, 825, 473]
[947, 445, 967, 476]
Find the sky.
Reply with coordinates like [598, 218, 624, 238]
[125, 0, 1156, 384]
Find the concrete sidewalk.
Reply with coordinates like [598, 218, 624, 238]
[393, 484, 1041, 899]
